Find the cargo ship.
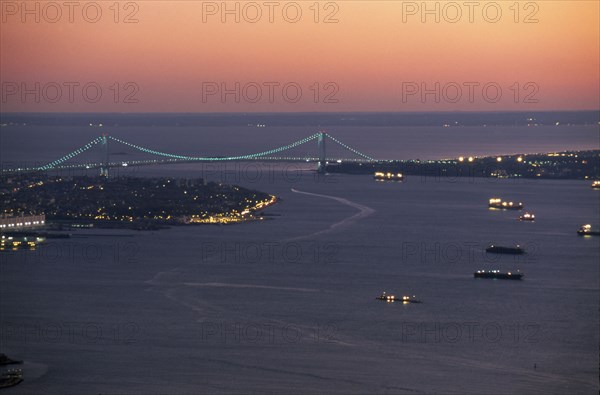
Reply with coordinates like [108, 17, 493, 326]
[592, 180, 600, 189]
[486, 245, 525, 255]
[374, 172, 404, 181]
[519, 212, 535, 221]
[376, 292, 421, 303]
[474, 270, 523, 280]
[488, 198, 523, 210]
[577, 224, 600, 236]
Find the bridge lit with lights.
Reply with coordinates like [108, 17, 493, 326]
[2, 132, 377, 175]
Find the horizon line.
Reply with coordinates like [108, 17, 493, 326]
[1, 109, 599, 115]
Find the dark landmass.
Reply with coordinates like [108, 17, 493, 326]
[325, 150, 600, 180]
[0, 175, 277, 227]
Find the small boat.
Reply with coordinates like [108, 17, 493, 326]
[0, 368, 23, 389]
[486, 245, 525, 255]
[376, 291, 421, 303]
[374, 172, 404, 181]
[592, 180, 600, 189]
[519, 212, 535, 221]
[577, 224, 600, 236]
[0, 235, 38, 251]
[474, 270, 523, 280]
[488, 198, 523, 210]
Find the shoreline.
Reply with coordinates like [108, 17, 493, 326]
[325, 150, 599, 180]
[1, 176, 278, 232]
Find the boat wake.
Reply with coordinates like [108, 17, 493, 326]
[286, 188, 375, 241]
[144, 188, 374, 332]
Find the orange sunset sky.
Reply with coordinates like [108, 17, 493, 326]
[0, 0, 598, 112]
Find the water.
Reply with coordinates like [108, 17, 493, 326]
[1, 115, 599, 394]
[1, 112, 598, 164]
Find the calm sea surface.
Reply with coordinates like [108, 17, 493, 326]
[1, 118, 599, 394]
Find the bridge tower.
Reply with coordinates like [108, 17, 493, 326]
[100, 134, 109, 177]
[317, 131, 327, 173]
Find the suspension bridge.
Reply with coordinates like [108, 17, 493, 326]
[2, 132, 379, 176]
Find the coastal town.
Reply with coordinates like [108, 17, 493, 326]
[0, 174, 277, 231]
[327, 150, 600, 180]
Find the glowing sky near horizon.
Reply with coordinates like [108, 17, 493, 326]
[0, 1, 598, 112]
